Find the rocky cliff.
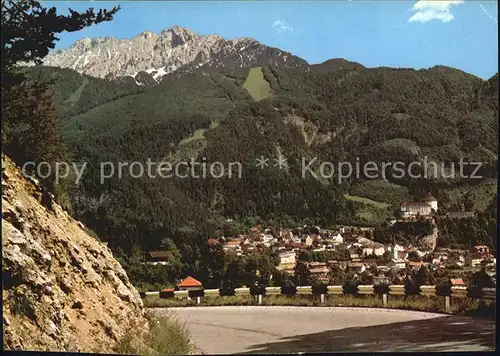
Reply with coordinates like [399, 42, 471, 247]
[2, 154, 148, 352]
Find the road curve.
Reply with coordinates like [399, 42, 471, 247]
[150, 306, 495, 354]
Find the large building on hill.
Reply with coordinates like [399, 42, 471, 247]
[400, 194, 438, 218]
[400, 202, 432, 217]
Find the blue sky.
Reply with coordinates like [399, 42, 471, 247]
[45, 1, 498, 79]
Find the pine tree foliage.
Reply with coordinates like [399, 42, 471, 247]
[1, 0, 119, 186]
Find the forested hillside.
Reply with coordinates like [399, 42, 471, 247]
[23, 63, 498, 286]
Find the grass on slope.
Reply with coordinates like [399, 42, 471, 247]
[172, 120, 221, 162]
[64, 77, 89, 106]
[179, 128, 207, 145]
[349, 179, 412, 206]
[343, 194, 390, 209]
[179, 120, 220, 146]
[344, 194, 391, 224]
[243, 67, 273, 101]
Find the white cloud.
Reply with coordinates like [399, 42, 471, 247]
[273, 19, 294, 34]
[408, 0, 464, 23]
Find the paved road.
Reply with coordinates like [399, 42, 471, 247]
[150, 306, 495, 354]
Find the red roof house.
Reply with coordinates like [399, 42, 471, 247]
[159, 287, 175, 298]
[450, 278, 465, 286]
[250, 225, 261, 233]
[207, 238, 219, 246]
[177, 276, 203, 291]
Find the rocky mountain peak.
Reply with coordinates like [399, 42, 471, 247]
[138, 30, 156, 39]
[42, 25, 308, 84]
[71, 37, 93, 50]
[161, 25, 197, 46]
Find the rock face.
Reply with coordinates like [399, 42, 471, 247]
[42, 25, 308, 84]
[420, 226, 438, 251]
[2, 154, 148, 352]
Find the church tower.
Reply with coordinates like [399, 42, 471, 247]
[391, 237, 398, 260]
[422, 193, 438, 211]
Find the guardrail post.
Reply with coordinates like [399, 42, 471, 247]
[444, 296, 451, 313]
[320, 294, 325, 304]
[258, 294, 263, 305]
[196, 296, 201, 305]
[382, 293, 388, 307]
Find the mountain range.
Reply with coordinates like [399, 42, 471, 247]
[43, 25, 305, 83]
[30, 26, 498, 254]
[43, 25, 366, 85]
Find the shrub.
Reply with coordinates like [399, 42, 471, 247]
[435, 281, 452, 297]
[342, 280, 359, 295]
[264, 295, 319, 306]
[373, 283, 390, 295]
[159, 290, 175, 299]
[281, 285, 297, 296]
[249, 284, 266, 296]
[385, 295, 442, 313]
[462, 299, 495, 319]
[143, 314, 191, 355]
[404, 279, 421, 296]
[10, 288, 36, 321]
[219, 286, 235, 296]
[311, 283, 328, 295]
[116, 313, 191, 355]
[203, 295, 255, 306]
[466, 286, 485, 299]
[188, 289, 205, 299]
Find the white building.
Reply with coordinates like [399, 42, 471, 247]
[385, 244, 404, 257]
[414, 249, 428, 258]
[400, 202, 432, 217]
[292, 236, 302, 244]
[331, 233, 343, 245]
[279, 251, 296, 265]
[363, 243, 385, 256]
[388, 259, 406, 269]
[400, 194, 438, 218]
[348, 262, 366, 274]
[262, 234, 274, 243]
[223, 241, 242, 252]
[145, 261, 170, 266]
[348, 243, 363, 249]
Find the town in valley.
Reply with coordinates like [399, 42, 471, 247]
[143, 194, 496, 291]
